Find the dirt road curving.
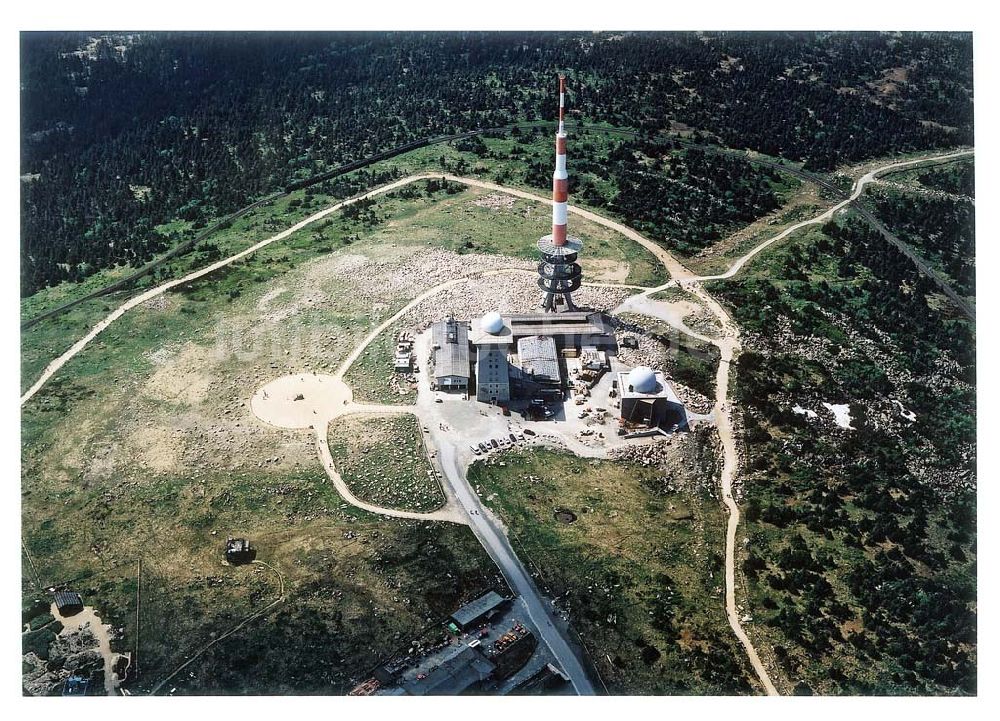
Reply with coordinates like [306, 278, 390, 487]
[21, 173, 445, 407]
[687, 149, 975, 283]
[314, 424, 466, 523]
[248, 371, 465, 523]
[22, 151, 972, 408]
[22, 149, 975, 696]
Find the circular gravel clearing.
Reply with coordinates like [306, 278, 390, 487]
[250, 373, 352, 429]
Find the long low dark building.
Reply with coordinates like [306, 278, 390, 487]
[450, 591, 509, 630]
[471, 311, 615, 350]
[399, 643, 496, 696]
[53, 591, 83, 615]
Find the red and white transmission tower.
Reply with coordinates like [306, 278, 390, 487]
[537, 73, 583, 312]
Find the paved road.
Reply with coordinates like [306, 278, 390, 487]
[11, 166, 780, 693]
[433, 438, 597, 695]
[22, 150, 974, 696]
[313, 421, 465, 524]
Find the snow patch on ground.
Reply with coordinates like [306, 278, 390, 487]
[822, 402, 855, 430]
[892, 399, 917, 422]
[792, 404, 818, 419]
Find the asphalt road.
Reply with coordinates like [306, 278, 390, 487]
[22, 149, 973, 695]
[434, 439, 598, 696]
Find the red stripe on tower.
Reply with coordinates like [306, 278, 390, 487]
[553, 178, 568, 203]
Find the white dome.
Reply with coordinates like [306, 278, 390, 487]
[627, 366, 658, 394]
[481, 311, 504, 335]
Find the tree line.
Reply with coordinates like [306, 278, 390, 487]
[715, 215, 975, 694]
[21, 31, 972, 295]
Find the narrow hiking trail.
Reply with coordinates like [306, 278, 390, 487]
[20, 173, 444, 406]
[23, 150, 971, 408]
[684, 149, 975, 283]
[21, 149, 973, 695]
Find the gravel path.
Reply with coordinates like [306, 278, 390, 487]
[22, 151, 974, 696]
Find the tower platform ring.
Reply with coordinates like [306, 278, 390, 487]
[537, 235, 583, 256]
[537, 260, 583, 280]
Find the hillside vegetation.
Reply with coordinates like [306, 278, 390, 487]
[709, 213, 975, 695]
[21, 31, 972, 295]
[469, 444, 757, 694]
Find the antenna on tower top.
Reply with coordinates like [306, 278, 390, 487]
[557, 73, 566, 135]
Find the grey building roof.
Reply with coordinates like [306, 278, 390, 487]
[506, 311, 611, 339]
[471, 312, 612, 345]
[432, 319, 470, 380]
[54, 591, 83, 610]
[401, 644, 496, 696]
[517, 335, 560, 383]
[451, 591, 507, 628]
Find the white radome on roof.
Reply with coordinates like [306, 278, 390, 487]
[481, 311, 504, 335]
[627, 366, 658, 394]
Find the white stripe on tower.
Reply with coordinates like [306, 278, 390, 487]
[558, 88, 566, 134]
[552, 73, 568, 246]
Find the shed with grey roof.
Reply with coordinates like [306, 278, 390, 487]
[53, 591, 84, 616]
[450, 591, 509, 630]
[432, 318, 470, 391]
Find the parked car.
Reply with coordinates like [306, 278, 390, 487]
[508, 433, 517, 443]
[515, 433, 525, 442]
[523, 428, 536, 436]
[470, 444, 481, 455]
[479, 442, 489, 453]
[490, 439, 499, 449]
